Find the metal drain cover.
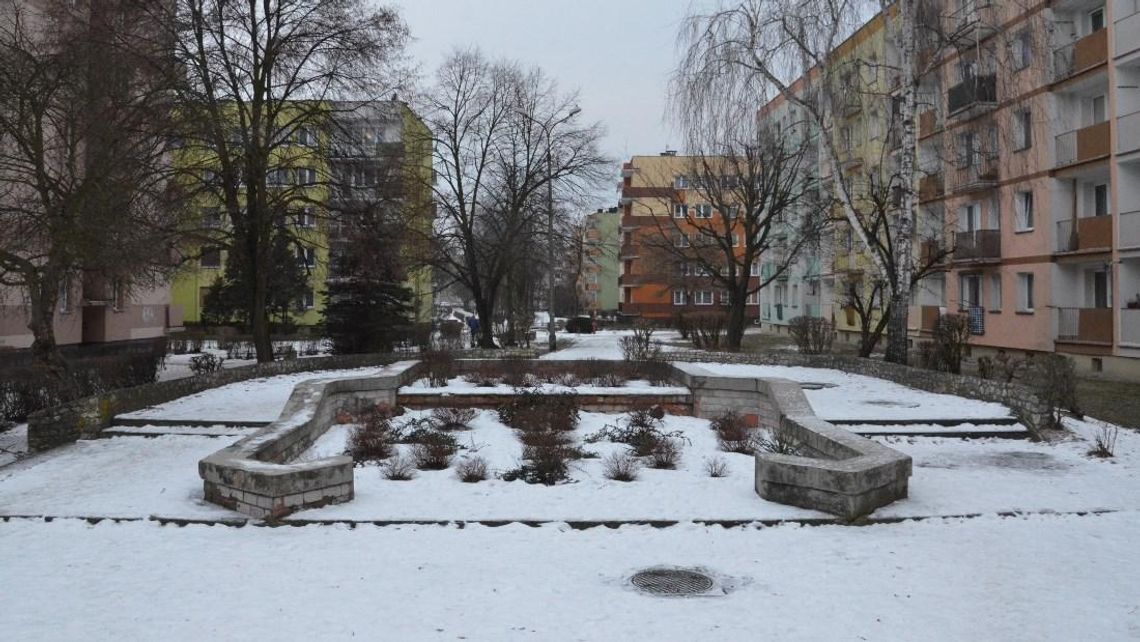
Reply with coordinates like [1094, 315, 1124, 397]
[630, 568, 715, 596]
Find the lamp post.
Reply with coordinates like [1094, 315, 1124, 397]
[523, 106, 580, 352]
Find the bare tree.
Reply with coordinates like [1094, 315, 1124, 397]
[420, 50, 608, 348]
[0, 0, 180, 375]
[154, 0, 408, 362]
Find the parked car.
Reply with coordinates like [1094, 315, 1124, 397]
[565, 316, 597, 334]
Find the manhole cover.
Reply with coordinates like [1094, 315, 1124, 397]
[630, 568, 715, 596]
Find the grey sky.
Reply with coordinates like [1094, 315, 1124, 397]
[393, 0, 697, 207]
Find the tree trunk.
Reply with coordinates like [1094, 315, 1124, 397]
[474, 298, 497, 349]
[883, 292, 910, 364]
[27, 275, 72, 382]
[251, 239, 274, 362]
[724, 284, 749, 350]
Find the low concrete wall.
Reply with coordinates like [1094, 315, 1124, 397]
[669, 350, 1050, 435]
[399, 392, 692, 415]
[199, 363, 423, 519]
[675, 363, 912, 520]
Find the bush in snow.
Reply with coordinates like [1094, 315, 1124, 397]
[430, 407, 477, 431]
[406, 429, 459, 470]
[683, 311, 727, 350]
[789, 316, 834, 355]
[1025, 353, 1080, 432]
[421, 348, 456, 387]
[712, 411, 757, 455]
[649, 437, 682, 469]
[755, 425, 803, 456]
[1089, 423, 1118, 458]
[585, 404, 683, 459]
[498, 391, 580, 433]
[189, 352, 226, 376]
[704, 456, 729, 478]
[602, 451, 640, 482]
[455, 456, 489, 482]
[344, 411, 398, 464]
[619, 320, 662, 364]
[381, 453, 416, 480]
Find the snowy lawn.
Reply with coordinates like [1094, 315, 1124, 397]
[678, 362, 1016, 422]
[121, 361, 417, 424]
[542, 330, 630, 360]
[1, 512, 1137, 640]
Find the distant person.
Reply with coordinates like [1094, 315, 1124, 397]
[467, 315, 480, 347]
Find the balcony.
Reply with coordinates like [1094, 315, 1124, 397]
[1118, 8, 1140, 58]
[1056, 216, 1113, 253]
[954, 229, 1001, 263]
[1057, 306, 1113, 344]
[918, 174, 944, 202]
[953, 157, 999, 193]
[1053, 29, 1108, 82]
[919, 239, 947, 266]
[1118, 111, 1140, 156]
[920, 305, 942, 333]
[1055, 121, 1111, 168]
[1122, 308, 1140, 346]
[957, 305, 985, 335]
[947, 74, 997, 118]
[1121, 211, 1140, 250]
[948, 2, 997, 44]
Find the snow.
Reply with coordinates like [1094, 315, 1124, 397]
[400, 377, 690, 396]
[543, 330, 630, 360]
[0, 423, 27, 468]
[1, 512, 1138, 640]
[122, 362, 417, 424]
[680, 362, 1016, 422]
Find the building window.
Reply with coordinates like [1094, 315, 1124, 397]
[719, 290, 731, 306]
[1094, 183, 1109, 216]
[746, 292, 760, 305]
[673, 233, 691, 248]
[1017, 272, 1035, 312]
[295, 207, 316, 228]
[296, 167, 317, 185]
[989, 273, 1002, 310]
[267, 168, 289, 185]
[58, 282, 70, 314]
[673, 203, 687, 218]
[1092, 95, 1107, 124]
[200, 248, 222, 269]
[693, 290, 714, 305]
[673, 175, 689, 189]
[731, 233, 741, 247]
[1014, 191, 1034, 231]
[751, 261, 761, 277]
[1011, 30, 1031, 71]
[1013, 109, 1032, 151]
[202, 207, 223, 229]
[111, 279, 126, 312]
[296, 128, 317, 146]
[724, 205, 739, 219]
[1089, 6, 1105, 32]
[672, 290, 687, 306]
[694, 204, 713, 219]
[297, 246, 316, 268]
[296, 289, 315, 311]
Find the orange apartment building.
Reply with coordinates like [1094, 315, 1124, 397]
[617, 152, 764, 321]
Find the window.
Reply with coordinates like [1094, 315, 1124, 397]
[960, 274, 982, 308]
[693, 290, 714, 305]
[1017, 272, 1035, 312]
[1094, 183, 1109, 216]
[724, 205, 739, 219]
[201, 207, 223, 229]
[732, 233, 741, 247]
[111, 279, 126, 312]
[694, 204, 713, 219]
[298, 247, 316, 268]
[296, 167, 317, 185]
[1011, 30, 1031, 71]
[961, 203, 981, 232]
[58, 282, 70, 314]
[989, 273, 1002, 310]
[677, 261, 691, 277]
[719, 290, 731, 306]
[295, 208, 316, 228]
[1014, 109, 1032, 150]
[200, 248, 222, 269]
[751, 261, 761, 277]
[1014, 191, 1034, 231]
[1092, 95, 1107, 124]
[673, 233, 691, 248]
[958, 131, 977, 168]
[673, 203, 687, 218]
[672, 290, 687, 306]
[267, 168, 289, 186]
[1093, 270, 1110, 308]
[746, 292, 760, 305]
[296, 128, 317, 146]
[1089, 7, 1105, 32]
[673, 175, 689, 189]
[296, 289, 316, 311]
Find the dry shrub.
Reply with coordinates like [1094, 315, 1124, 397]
[584, 405, 680, 458]
[788, 316, 834, 355]
[409, 430, 459, 470]
[755, 425, 803, 456]
[455, 456, 489, 482]
[344, 408, 400, 464]
[382, 453, 416, 480]
[602, 451, 640, 482]
[649, 438, 681, 469]
[1089, 423, 1118, 458]
[704, 456, 729, 478]
[930, 314, 972, 374]
[712, 411, 756, 455]
[431, 407, 477, 431]
[498, 391, 580, 432]
[421, 348, 456, 387]
[977, 350, 1029, 383]
[1026, 354, 1080, 431]
[684, 311, 726, 349]
[503, 429, 577, 485]
[619, 320, 662, 362]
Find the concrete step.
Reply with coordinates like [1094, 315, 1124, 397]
[112, 417, 272, 429]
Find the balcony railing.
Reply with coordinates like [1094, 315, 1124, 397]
[958, 304, 985, 335]
[953, 157, 999, 193]
[1055, 121, 1111, 168]
[954, 229, 1001, 262]
[1056, 216, 1113, 253]
[919, 239, 947, 266]
[1122, 308, 1140, 346]
[947, 74, 997, 117]
[1053, 29, 1108, 82]
[1118, 7, 1140, 58]
[948, 2, 997, 43]
[1057, 307, 1113, 344]
[918, 110, 938, 138]
[920, 305, 942, 332]
[1121, 210, 1140, 250]
[1118, 111, 1140, 156]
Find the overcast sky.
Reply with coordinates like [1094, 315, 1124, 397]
[393, 0, 700, 208]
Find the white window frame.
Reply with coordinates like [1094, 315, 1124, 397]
[1017, 272, 1035, 312]
[989, 273, 1002, 310]
[719, 290, 731, 306]
[673, 203, 687, 218]
[58, 282, 71, 314]
[693, 290, 714, 305]
[1014, 109, 1032, 151]
[672, 290, 687, 306]
[1014, 191, 1034, 231]
[695, 204, 713, 219]
[673, 175, 689, 189]
[750, 261, 761, 277]
[673, 233, 691, 248]
[298, 247, 316, 268]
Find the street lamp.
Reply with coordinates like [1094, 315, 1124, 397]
[522, 105, 581, 352]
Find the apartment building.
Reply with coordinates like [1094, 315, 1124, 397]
[577, 207, 620, 314]
[616, 152, 764, 321]
[171, 100, 433, 328]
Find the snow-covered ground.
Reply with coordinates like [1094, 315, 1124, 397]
[122, 361, 417, 424]
[400, 377, 690, 396]
[542, 330, 631, 360]
[1, 512, 1137, 640]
